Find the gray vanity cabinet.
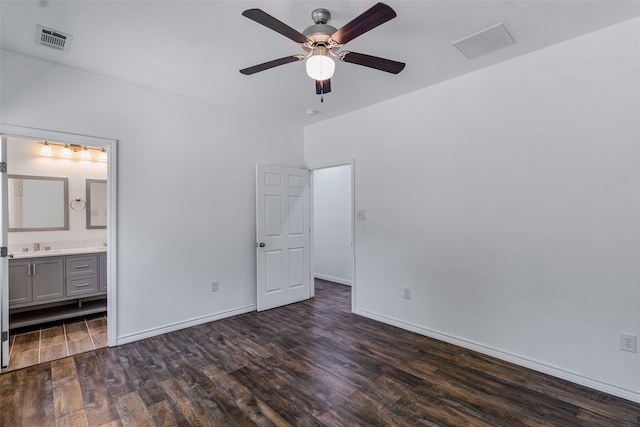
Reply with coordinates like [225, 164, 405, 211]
[8, 252, 107, 329]
[9, 258, 65, 306]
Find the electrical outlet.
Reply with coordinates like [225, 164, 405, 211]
[620, 333, 637, 353]
[356, 209, 367, 220]
[211, 281, 219, 292]
[403, 288, 411, 300]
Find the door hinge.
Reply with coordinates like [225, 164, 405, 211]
[0, 247, 7, 258]
[1, 331, 7, 342]
[0, 162, 6, 173]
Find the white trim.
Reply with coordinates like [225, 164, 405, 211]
[355, 307, 640, 404]
[308, 159, 356, 312]
[0, 124, 118, 347]
[314, 273, 352, 286]
[307, 159, 354, 171]
[116, 304, 256, 345]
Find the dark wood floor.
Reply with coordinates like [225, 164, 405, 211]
[1, 279, 639, 426]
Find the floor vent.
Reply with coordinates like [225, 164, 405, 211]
[35, 25, 73, 52]
[453, 23, 514, 60]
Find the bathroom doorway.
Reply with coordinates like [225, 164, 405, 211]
[0, 125, 117, 370]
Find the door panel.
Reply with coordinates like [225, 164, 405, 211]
[1, 135, 9, 367]
[256, 165, 310, 311]
[32, 258, 64, 301]
[8, 261, 31, 305]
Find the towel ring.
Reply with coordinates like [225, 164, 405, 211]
[70, 197, 87, 211]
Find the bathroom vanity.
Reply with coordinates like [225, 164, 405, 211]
[8, 247, 107, 329]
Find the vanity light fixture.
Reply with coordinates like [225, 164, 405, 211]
[80, 146, 91, 161]
[40, 141, 53, 156]
[38, 140, 106, 162]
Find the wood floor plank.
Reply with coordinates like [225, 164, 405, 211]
[0, 366, 26, 425]
[74, 351, 120, 426]
[55, 409, 90, 427]
[200, 362, 290, 427]
[113, 391, 156, 427]
[2, 279, 640, 426]
[51, 357, 85, 419]
[22, 362, 55, 426]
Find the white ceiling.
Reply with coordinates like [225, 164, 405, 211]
[2, 1, 640, 125]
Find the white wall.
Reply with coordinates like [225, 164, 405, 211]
[6, 137, 107, 250]
[1, 50, 304, 342]
[313, 165, 352, 285]
[305, 18, 640, 402]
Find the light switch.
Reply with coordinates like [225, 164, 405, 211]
[356, 209, 367, 220]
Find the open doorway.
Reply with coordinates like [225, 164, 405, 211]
[311, 161, 355, 310]
[0, 126, 117, 371]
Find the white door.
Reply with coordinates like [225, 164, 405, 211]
[256, 165, 311, 311]
[1, 136, 9, 368]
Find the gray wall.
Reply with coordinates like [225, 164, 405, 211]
[305, 17, 640, 402]
[1, 50, 305, 341]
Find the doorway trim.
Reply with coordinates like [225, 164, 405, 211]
[308, 159, 355, 311]
[0, 124, 118, 346]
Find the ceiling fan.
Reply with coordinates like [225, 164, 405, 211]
[239, 2, 405, 99]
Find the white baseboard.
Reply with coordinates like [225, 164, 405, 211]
[355, 308, 640, 404]
[314, 273, 352, 286]
[115, 304, 256, 345]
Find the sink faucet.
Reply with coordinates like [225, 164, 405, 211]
[34, 242, 40, 251]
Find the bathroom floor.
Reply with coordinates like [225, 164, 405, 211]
[3, 313, 107, 372]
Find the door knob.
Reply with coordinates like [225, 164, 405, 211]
[257, 242, 266, 248]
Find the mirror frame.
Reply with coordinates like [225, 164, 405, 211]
[8, 174, 70, 232]
[86, 179, 107, 229]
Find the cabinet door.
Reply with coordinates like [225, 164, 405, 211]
[8, 261, 32, 306]
[32, 258, 65, 302]
[99, 254, 107, 292]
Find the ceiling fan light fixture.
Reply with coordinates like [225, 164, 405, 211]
[306, 48, 335, 81]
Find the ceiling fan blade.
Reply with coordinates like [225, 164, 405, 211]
[240, 55, 304, 75]
[330, 3, 397, 45]
[242, 9, 310, 44]
[315, 79, 332, 95]
[340, 51, 405, 74]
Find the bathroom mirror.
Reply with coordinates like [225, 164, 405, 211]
[86, 179, 107, 229]
[8, 175, 69, 231]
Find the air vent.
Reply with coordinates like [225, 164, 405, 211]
[35, 25, 73, 52]
[452, 23, 514, 60]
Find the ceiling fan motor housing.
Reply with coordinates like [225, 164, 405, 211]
[311, 8, 331, 25]
[302, 8, 338, 51]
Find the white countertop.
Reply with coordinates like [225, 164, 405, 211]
[9, 247, 107, 259]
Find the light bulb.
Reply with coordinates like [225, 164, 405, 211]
[80, 146, 91, 161]
[98, 148, 108, 162]
[61, 144, 72, 159]
[306, 51, 335, 81]
[40, 141, 53, 156]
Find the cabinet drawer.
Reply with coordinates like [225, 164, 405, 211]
[66, 276, 98, 296]
[66, 255, 98, 277]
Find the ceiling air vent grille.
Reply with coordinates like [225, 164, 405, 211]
[35, 25, 73, 52]
[453, 23, 514, 60]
